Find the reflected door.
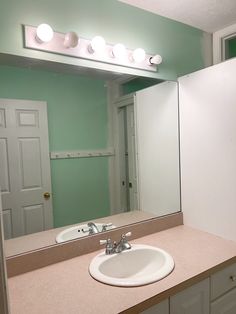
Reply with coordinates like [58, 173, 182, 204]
[126, 104, 138, 210]
[0, 99, 53, 239]
[118, 103, 138, 212]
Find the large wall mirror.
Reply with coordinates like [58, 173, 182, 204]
[0, 55, 181, 257]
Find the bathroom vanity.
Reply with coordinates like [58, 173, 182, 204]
[7, 225, 236, 314]
[142, 263, 236, 314]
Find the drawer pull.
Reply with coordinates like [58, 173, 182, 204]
[230, 275, 236, 282]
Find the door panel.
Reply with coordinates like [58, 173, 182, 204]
[0, 99, 53, 239]
[19, 138, 42, 189]
[2, 210, 12, 239]
[0, 139, 10, 193]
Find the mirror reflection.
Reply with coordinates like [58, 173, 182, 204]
[0, 61, 180, 256]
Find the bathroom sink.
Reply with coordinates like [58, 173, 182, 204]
[55, 223, 115, 243]
[89, 244, 174, 287]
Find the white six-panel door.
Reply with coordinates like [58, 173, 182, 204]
[0, 99, 53, 239]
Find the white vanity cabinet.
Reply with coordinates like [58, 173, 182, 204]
[210, 263, 236, 314]
[141, 279, 210, 314]
[140, 263, 236, 314]
[141, 299, 169, 314]
[170, 278, 210, 314]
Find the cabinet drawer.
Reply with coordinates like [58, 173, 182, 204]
[211, 263, 236, 300]
[211, 287, 236, 314]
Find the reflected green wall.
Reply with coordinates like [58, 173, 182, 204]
[0, 65, 110, 227]
[122, 78, 164, 95]
[0, 0, 211, 80]
[228, 38, 236, 59]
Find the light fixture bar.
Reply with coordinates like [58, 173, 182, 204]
[24, 25, 158, 72]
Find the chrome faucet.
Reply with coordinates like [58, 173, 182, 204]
[100, 232, 132, 255]
[87, 222, 99, 235]
[115, 232, 132, 253]
[82, 222, 114, 235]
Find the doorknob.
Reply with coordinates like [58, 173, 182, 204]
[44, 192, 51, 199]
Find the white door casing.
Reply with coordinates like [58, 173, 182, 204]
[126, 104, 138, 210]
[114, 93, 139, 212]
[0, 99, 53, 238]
[213, 23, 236, 64]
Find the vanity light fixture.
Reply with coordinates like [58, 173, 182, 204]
[64, 31, 79, 48]
[149, 54, 163, 65]
[88, 36, 106, 54]
[112, 43, 127, 59]
[36, 23, 54, 43]
[132, 48, 146, 63]
[24, 25, 160, 72]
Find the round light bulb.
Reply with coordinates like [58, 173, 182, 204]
[132, 48, 146, 63]
[89, 36, 106, 54]
[149, 54, 162, 65]
[36, 24, 54, 43]
[112, 43, 127, 59]
[64, 31, 79, 48]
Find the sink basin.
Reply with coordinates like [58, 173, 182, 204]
[89, 244, 174, 287]
[55, 223, 116, 243]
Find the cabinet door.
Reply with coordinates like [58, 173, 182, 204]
[211, 288, 236, 314]
[141, 299, 169, 314]
[170, 279, 210, 314]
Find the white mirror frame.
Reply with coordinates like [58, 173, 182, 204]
[0, 193, 10, 314]
[213, 23, 236, 64]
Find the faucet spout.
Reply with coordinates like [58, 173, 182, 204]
[115, 232, 132, 253]
[87, 222, 99, 234]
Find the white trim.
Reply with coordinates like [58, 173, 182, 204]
[213, 23, 236, 64]
[115, 94, 134, 108]
[133, 95, 140, 211]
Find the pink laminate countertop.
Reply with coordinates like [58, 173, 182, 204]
[8, 225, 236, 314]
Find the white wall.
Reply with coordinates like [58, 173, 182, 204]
[179, 58, 236, 241]
[135, 81, 180, 216]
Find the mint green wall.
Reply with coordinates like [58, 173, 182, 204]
[228, 38, 236, 59]
[0, 0, 210, 80]
[122, 78, 164, 95]
[0, 65, 110, 227]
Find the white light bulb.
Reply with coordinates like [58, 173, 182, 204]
[132, 48, 146, 63]
[88, 36, 106, 54]
[36, 24, 54, 43]
[112, 43, 127, 59]
[149, 54, 162, 65]
[64, 32, 79, 48]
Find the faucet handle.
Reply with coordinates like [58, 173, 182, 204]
[122, 231, 132, 239]
[100, 239, 110, 245]
[100, 238, 114, 254]
[101, 222, 113, 232]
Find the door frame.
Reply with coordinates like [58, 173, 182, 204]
[213, 23, 236, 64]
[0, 193, 10, 314]
[107, 78, 140, 214]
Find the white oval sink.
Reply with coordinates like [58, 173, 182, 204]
[56, 223, 116, 243]
[89, 244, 174, 287]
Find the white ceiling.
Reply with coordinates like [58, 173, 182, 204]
[118, 0, 236, 33]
